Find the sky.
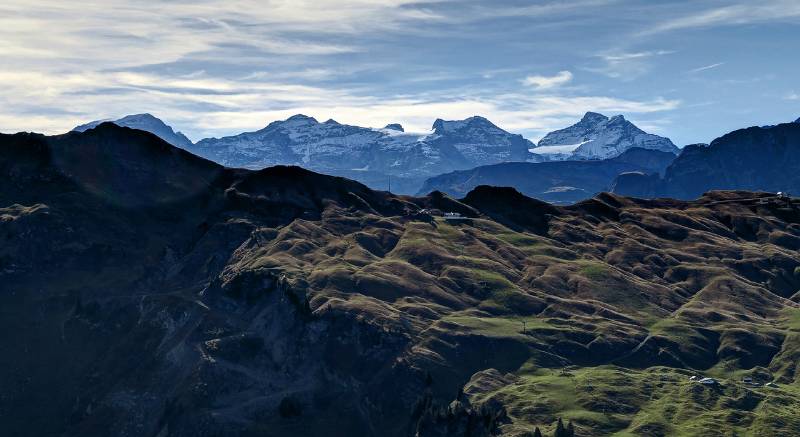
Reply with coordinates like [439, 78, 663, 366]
[1, 0, 798, 146]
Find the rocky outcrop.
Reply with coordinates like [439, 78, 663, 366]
[609, 171, 663, 198]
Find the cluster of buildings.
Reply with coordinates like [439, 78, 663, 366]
[688, 375, 779, 388]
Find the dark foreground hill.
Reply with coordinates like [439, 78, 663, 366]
[2, 124, 800, 437]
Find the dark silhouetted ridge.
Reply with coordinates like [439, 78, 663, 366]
[613, 121, 800, 200]
[463, 185, 559, 234]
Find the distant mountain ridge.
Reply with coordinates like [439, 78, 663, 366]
[612, 121, 800, 199]
[73, 113, 193, 150]
[533, 112, 679, 160]
[190, 114, 538, 193]
[74, 113, 542, 194]
[419, 147, 676, 203]
[72, 112, 679, 193]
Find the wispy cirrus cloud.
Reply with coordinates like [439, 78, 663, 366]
[644, 0, 800, 35]
[600, 50, 675, 62]
[588, 50, 675, 79]
[689, 62, 725, 73]
[429, 0, 620, 23]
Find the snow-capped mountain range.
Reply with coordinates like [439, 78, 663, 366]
[532, 112, 679, 160]
[190, 115, 536, 181]
[72, 112, 677, 193]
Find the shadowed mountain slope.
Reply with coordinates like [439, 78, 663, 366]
[2, 126, 800, 437]
[613, 121, 800, 200]
[418, 147, 676, 203]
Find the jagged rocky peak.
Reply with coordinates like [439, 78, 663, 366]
[794, 117, 800, 123]
[534, 111, 678, 160]
[384, 123, 404, 132]
[431, 118, 447, 133]
[580, 111, 610, 124]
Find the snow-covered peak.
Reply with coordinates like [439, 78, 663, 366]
[192, 114, 535, 189]
[73, 119, 111, 131]
[284, 114, 319, 125]
[256, 114, 323, 135]
[431, 116, 502, 135]
[535, 112, 678, 160]
[424, 116, 534, 165]
[464, 115, 494, 125]
[117, 113, 161, 124]
[113, 114, 178, 135]
[580, 111, 609, 124]
[73, 113, 193, 149]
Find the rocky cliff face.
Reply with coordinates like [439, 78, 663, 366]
[613, 122, 800, 199]
[3, 125, 800, 436]
[534, 112, 679, 160]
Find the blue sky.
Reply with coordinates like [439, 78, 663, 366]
[1, 0, 798, 146]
